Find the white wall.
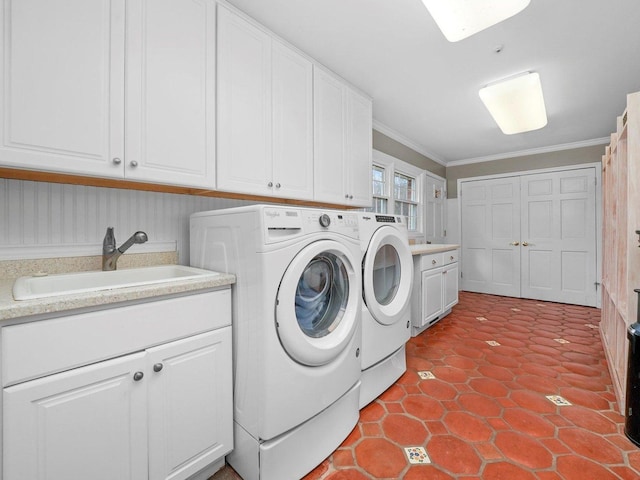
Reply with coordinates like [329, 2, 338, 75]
[445, 197, 459, 245]
[0, 179, 254, 264]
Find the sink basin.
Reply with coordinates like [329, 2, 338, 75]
[13, 265, 220, 301]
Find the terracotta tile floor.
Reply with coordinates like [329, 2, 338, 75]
[212, 292, 640, 480]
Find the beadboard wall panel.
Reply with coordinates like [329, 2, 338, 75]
[0, 179, 253, 264]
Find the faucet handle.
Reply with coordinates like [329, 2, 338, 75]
[103, 227, 116, 250]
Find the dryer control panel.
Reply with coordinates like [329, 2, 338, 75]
[262, 207, 359, 244]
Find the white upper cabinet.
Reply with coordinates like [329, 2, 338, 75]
[0, 0, 125, 178]
[217, 5, 313, 200]
[124, 0, 216, 188]
[0, 0, 216, 189]
[271, 40, 314, 199]
[314, 67, 372, 207]
[346, 88, 373, 206]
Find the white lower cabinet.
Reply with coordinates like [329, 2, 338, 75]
[1, 290, 232, 480]
[412, 250, 459, 336]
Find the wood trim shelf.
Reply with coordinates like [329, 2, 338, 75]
[0, 167, 357, 210]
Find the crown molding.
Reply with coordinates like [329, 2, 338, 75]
[447, 137, 610, 167]
[372, 120, 447, 166]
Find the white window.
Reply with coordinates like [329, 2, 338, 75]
[371, 164, 389, 213]
[394, 171, 418, 231]
[370, 150, 425, 238]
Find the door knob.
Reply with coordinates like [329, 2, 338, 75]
[509, 241, 520, 246]
[522, 241, 529, 246]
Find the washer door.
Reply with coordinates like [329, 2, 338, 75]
[363, 226, 413, 326]
[276, 240, 359, 366]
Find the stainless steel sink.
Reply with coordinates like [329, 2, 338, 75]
[13, 265, 220, 301]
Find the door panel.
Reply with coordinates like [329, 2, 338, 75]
[147, 330, 232, 480]
[461, 177, 521, 297]
[125, 0, 216, 187]
[217, 5, 272, 194]
[0, 0, 124, 177]
[272, 41, 313, 200]
[461, 167, 597, 307]
[3, 352, 147, 480]
[521, 168, 597, 306]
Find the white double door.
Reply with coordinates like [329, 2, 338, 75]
[460, 167, 598, 307]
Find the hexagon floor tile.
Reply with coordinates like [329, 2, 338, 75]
[211, 292, 640, 480]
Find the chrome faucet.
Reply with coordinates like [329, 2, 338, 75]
[102, 227, 148, 271]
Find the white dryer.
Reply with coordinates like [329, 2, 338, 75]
[357, 213, 413, 408]
[190, 205, 362, 480]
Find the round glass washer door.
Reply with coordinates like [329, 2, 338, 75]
[362, 227, 413, 326]
[276, 240, 360, 366]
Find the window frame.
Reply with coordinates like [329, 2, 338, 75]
[371, 150, 425, 239]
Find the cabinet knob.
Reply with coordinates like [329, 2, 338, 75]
[349, 195, 353, 199]
[509, 241, 520, 246]
[345, 194, 349, 199]
[432, 259, 437, 265]
[112, 157, 122, 165]
[133, 371, 144, 381]
[450, 255, 454, 260]
[522, 241, 529, 247]
[275, 183, 281, 189]
[153, 363, 164, 373]
[268, 181, 273, 188]
[129, 160, 138, 168]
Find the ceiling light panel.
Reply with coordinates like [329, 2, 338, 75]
[479, 72, 548, 135]
[421, 0, 531, 42]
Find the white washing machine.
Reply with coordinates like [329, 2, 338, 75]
[357, 213, 413, 408]
[190, 205, 362, 480]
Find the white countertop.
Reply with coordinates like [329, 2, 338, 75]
[410, 244, 460, 255]
[0, 254, 236, 321]
[0, 273, 235, 322]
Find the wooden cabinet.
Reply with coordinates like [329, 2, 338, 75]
[601, 91, 640, 413]
[216, 5, 313, 200]
[411, 250, 459, 336]
[314, 67, 372, 207]
[2, 290, 233, 480]
[0, 0, 216, 189]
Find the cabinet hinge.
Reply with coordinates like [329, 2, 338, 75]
[595, 281, 601, 290]
[460, 271, 463, 279]
[444, 229, 447, 237]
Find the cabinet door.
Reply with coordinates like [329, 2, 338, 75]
[0, 0, 125, 178]
[314, 67, 346, 204]
[147, 328, 233, 480]
[272, 40, 314, 200]
[125, 0, 216, 188]
[443, 263, 459, 311]
[422, 268, 444, 326]
[345, 88, 372, 207]
[217, 5, 272, 195]
[3, 352, 148, 480]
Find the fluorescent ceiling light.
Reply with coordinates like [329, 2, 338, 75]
[421, 0, 530, 42]
[479, 72, 548, 135]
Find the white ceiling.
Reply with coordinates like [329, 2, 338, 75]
[225, 0, 640, 164]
